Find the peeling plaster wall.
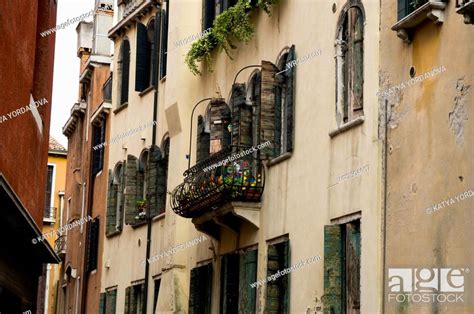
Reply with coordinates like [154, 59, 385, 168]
[380, 0, 474, 312]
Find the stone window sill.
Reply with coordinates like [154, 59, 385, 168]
[138, 85, 154, 97]
[106, 228, 122, 238]
[267, 152, 292, 168]
[113, 102, 128, 114]
[391, 1, 447, 43]
[329, 116, 365, 138]
[456, 0, 474, 24]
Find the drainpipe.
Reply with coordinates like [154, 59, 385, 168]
[382, 98, 389, 313]
[143, 3, 161, 312]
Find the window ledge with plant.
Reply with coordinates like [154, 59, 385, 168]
[391, 0, 447, 43]
[185, 0, 280, 75]
[456, 0, 474, 24]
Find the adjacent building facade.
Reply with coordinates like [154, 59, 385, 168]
[0, 0, 59, 312]
[60, 1, 113, 313]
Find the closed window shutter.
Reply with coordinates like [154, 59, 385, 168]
[197, 115, 210, 162]
[189, 264, 213, 314]
[152, 11, 162, 85]
[147, 145, 162, 217]
[285, 45, 296, 152]
[159, 6, 168, 79]
[398, 0, 409, 20]
[106, 289, 117, 314]
[157, 144, 169, 215]
[106, 170, 117, 235]
[86, 218, 100, 272]
[124, 155, 138, 224]
[99, 293, 106, 314]
[323, 225, 343, 314]
[351, 10, 363, 114]
[121, 41, 130, 104]
[230, 83, 251, 147]
[135, 23, 149, 92]
[118, 162, 126, 229]
[202, 0, 215, 31]
[238, 249, 257, 313]
[266, 240, 290, 314]
[260, 61, 279, 159]
[221, 254, 239, 314]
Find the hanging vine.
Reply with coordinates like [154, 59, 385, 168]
[185, 0, 280, 75]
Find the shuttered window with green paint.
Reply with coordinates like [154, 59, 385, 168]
[323, 220, 361, 314]
[189, 263, 213, 314]
[265, 240, 290, 314]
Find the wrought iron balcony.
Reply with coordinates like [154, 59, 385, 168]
[171, 146, 265, 220]
[43, 207, 57, 223]
[54, 234, 66, 260]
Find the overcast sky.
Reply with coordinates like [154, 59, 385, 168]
[50, 0, 95, 147]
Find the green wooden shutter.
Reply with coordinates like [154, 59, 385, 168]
[323, 225, 343, 314]
[230, 83, 250, 147]
[121, 41, 130, 104]
[189, 264, 213, 314]
[266, 241, 290, 314]
[260, 61, 279, 159]
[189, 268, 199, 314]
[398, 0, 409, 20]
[99, 293, 106, 314]
[209, 98, 231, 153]
[203, 263, 213, 314]
[351, 9, 363, 114]
[221, 254, 239, 314]
[346, 221, 361, 311]
[124, 287, 131, 314]
[118, 162, 126, 229]
[157, 144, 169, 215]
[285, 45, 295, 152]
[239, 250, 257, 313]
[107, 289, 117, 314]
[106, 170, 117, 235]
[147, 145, 162, 217]
[135, 23, 149, 92]
[159, 6, 168, 79]
[124, 155, 138, 224]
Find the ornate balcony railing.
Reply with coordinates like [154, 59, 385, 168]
[54, 234, 66, 259]
[43, 206, 57, 222]
[171, 146, 265, 218]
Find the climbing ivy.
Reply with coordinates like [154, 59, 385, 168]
[185, 0, 280, 75]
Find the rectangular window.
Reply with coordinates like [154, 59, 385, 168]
[323, 220, 361, 313]
[92, 122, 106, 176]
[189, 263, 213, 314]
[159, 2, 169, 79]
[265, 240, 289, 313]
[100, 289, 117, 314]
[44, 165, 54, 219]
[86, 217, 100, 272]
[125, 283, 145, 313]
[220, 249, 257, 313]
[153, 278, 161, 313]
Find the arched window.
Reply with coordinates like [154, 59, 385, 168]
[135, 19, 157, 92]
[246, 70, 261, 149]
[113, 163, 125, 228]
[106, 163, 125, 235]
[336, 4, 364, 125]
[118, 39, 130, 106]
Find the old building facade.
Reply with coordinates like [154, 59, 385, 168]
[381, 0, 474, 312]
[60, 1, 113, 313]
[0, 0, 59, 312]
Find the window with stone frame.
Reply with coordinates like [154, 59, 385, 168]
[99, 288, 117, 314]
[137, 150, 148, 207]
[118, 39, 131, 106]
[323, 219, 361, 313]
[106, 164, 125, 236]
[335, 3, 364, 126]
[135, 14, 161, 92]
